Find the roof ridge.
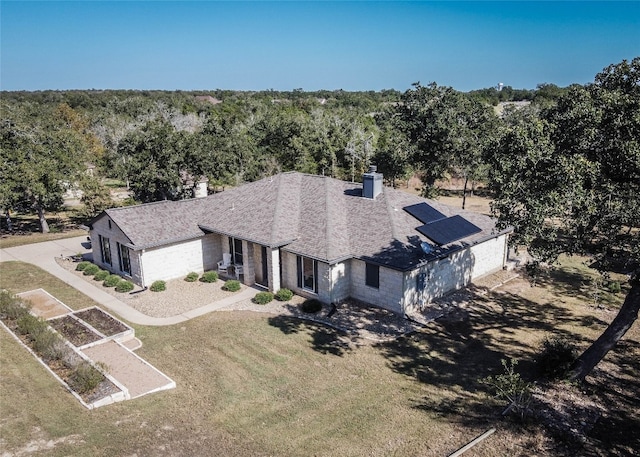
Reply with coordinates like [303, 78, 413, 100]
[383, 188, 402, 241]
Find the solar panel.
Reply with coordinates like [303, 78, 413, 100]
[403, 203, 446, 224]
[416, 215, 482, 245]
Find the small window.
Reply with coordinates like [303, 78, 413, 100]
[99, 235, 112, 265]
[297, 255, 318, 293]
[365, 263, 379, 288]
[108, 220, 112, 230]
[118, 243, 131, 275]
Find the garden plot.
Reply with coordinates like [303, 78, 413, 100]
[11, 289, 175, 406]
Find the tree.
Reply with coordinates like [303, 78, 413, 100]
[395, 83, 496, 198]
[1, 102, 91, 232]
[79, 176, 114, 219]
[486, 58, 640, 382]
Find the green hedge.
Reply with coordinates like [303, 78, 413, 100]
[184, 272, 199, 282]
[115, 280, 134, 293]
[200, 271, 218, 283]
[75, 261, 91, 271]
[83, 264, 100, 276]
[223, 280, 241, 292]
[300, 299, 322, 314]
[93, 270, 109, 281]
[253, 291, 274, 305]
[150, 280, 166, 292]
[103, 274, 121, 288]
[275, 288, 293, 301]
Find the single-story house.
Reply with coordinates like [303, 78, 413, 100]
[89, 169, 512, 314]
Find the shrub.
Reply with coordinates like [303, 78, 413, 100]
[150, 280, 166, 292]
[300, 299, 322, 314]
[75, 261, 90, 271]
[608, 281, 621, 293]
[184, 272, 199, 282]
[93, 270, 109, 281]
[275, 288, 293, 301]
[200, 271, 218, 283]
[115, 280, 134, 293]
[0, 291, 30, 320]
[537, 336, 578, 379]
[253, 291, 274, 305]
[83, 264, 100, 276]
[69, 361, 105, 394]
[103, 274, 121, 288]
[480, 358, 533, 421]
[16, 313, 48, 339]
[34, 330, 65, 361]
[223, 280, 241, 292]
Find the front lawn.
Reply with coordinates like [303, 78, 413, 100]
[0, 259, 637, 456]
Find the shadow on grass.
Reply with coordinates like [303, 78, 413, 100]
[267, 314, 354, 356]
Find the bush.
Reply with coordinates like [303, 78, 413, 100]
[537, 336, 578, 379]
[93, 270, 109, 281]
[275, 288, 293, 301]
[0, 291, 30, 320]
[200, 271, 218, 283]
[83, 264, 100, 276]
[608, 281, 621, 293]
[69, 361, 105, 394]
[75, 261, 90, 271]
[16, 313, 48, 339]
[150, 280, 166, 292]
[103, 274, 121, 288]
[480, 358, 533, 421]
[300, 299, 322, 314]
[115, 280, 134, 293]
[253, 291, 274, 305]
[184, 272, 199, 282]
[34, 330, 65, 361]
[223, 280, 241, 292]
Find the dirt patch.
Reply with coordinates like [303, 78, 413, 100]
[74, 308, 129, 336]
[49, 315, 103, 347]
[17, 289, 72, 319]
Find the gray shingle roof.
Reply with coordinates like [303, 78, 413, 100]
[94, 172, 510, 270]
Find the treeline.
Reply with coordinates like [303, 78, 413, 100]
[1, 82, 567, 231]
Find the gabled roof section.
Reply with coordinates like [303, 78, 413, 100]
[96, 172, 511, 269]
[95, 198, 208, 250]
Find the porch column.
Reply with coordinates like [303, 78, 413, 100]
[267, 247, 281, 292]
[241, 240, 256, 285]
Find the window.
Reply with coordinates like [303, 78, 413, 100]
[229, 237, 243, 265]
[297, 255, 318, 293]
[99, 235, 112, 265]
[118, 243, 131, 275]
[365, 263, 379, 288]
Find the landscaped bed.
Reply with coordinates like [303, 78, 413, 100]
[49, 315, 103, 347]
[73, 307, 130, 337]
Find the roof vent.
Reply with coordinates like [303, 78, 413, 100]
[363, 165, 383, 199]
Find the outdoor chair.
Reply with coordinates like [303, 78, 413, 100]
[234, 264, 244, 280]
[217, 253, 232, 275]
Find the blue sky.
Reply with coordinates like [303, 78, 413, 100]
[1, 1, 638, 92]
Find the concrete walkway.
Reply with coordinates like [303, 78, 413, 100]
[0, 236, 259, 326]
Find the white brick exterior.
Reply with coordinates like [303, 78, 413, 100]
[350, 259, 404, 313]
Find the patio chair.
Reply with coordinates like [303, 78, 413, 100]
[217, 253, 232, 275]
[234, 264, 244, 280]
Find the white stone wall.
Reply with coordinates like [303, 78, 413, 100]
[90, 216, 143, 285]
[350, 259, 404, 313]
[470, 234, 508, 279]
[139, 234, 221, 286]
[267, 247, 281, 292]
[403, 235, 509, 313]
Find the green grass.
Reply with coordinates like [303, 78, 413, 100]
[0, 258, 637, 456]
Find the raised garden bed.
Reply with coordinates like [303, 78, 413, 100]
[74, 307, 129, 337]
[49, 315, 103, 347]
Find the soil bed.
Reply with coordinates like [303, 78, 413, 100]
[49, 315, 102, 347]
[74, 308, 129, 336]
